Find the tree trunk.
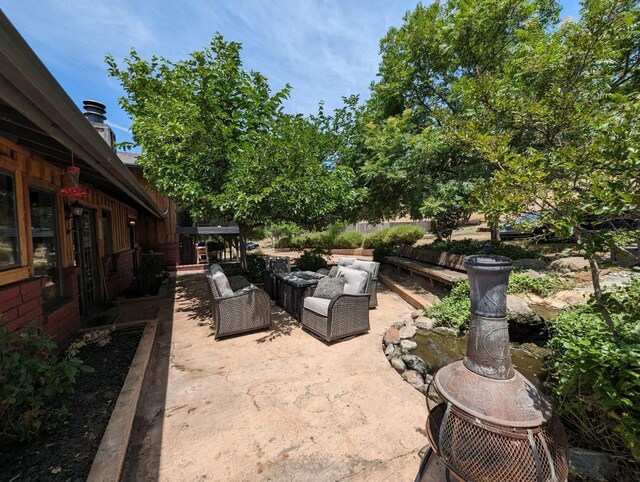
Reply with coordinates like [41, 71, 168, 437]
[587, 256, 618, 336]
[489, 216, 500, 242]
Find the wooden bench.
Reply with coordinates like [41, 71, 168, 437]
[384, 247, 467, 286]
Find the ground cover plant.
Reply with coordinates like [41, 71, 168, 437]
[0, 321, 92, 442]
[548, 279, 640, 478]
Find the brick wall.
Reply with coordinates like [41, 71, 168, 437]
[0, 277, 46, 333]
[105, 250, 135, 298]
[154, 243, 179, 270]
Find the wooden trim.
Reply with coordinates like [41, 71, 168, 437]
[0, 266, 29, 286]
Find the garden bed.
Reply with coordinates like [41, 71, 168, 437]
[0, 327, 143, 481]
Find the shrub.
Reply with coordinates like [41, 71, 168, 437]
[0, 321, 93, 442]
[373, 245, 397, 262]
[306, 231, 333, 249]
[425, 281, 471, 331]
[362, 229, 390, 249]
[427, 239, 541, 260]
[296, 248, 329, 272]
[275, 237, 290, 249]
[508, 272, 570, 296]
[548, 279, 640, 467]
[333, 231, 363, 249]
[245, 253, 266, 283]
[385, 225, 424, 246]
[137, 253, 165, 278]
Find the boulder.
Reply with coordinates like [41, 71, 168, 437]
[569, 448, 614, 482]
[410, 310, 422, 319]
[513, 258, 548, 271]
[403, 314, 414, 325]
[402, 369, 425, 389]
[400, 340, 418, 352]
[507, 294, 543, 326]
[414, 316, 435, 331]
[399, 325, 417, 340]
[549, 256, 589, 273]
[384, 327, 400, 345]
[390, 357, 406, 373]
[402, 355, 429, 376]
[432, 326, 459, 336]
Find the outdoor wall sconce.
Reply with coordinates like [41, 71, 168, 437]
[65, 200, 84, 220]
[128, 219, 136, 226]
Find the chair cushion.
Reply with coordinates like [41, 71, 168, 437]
[327, 265, 339, 278]
[304, 296, 331, 316]
[313, 277, 345, 299]
[337, 266, 369, 295]
[211, 270, 233, 297]
[338, 257, 356, 267]
[234, 284, 258, 295]
[352, 260, 378, 277]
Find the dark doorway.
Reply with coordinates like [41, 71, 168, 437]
[179, 234, 196, 265]
[73, 209, 100, 316]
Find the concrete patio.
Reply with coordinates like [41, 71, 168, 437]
[122, 271, 427, 481]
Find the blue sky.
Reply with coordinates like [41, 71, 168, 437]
[1, 1, 581, 149]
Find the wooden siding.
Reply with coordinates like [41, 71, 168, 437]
[0, 135, 140, 287]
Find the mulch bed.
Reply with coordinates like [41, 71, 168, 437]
[121, 277, 163, 299]
[0, 327, 143, 482]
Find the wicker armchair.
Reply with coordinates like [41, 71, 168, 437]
[301, 266, 370, 342]
[205, 264, 270, 339]
[337, 257, 380, 308]
[264, 256, 291, 300]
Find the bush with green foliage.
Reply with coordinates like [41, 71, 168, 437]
[137, 253, 165, 278]
[548, 279, 640, 466]
[384, 225, 425, 246]
[363, 225, 424, 249]
[333, 230, 364, 249]
[0, 322, 93, 442]
[220, 253, 265, 283]
[274, 237, 290, 249]
[426, 239, 541, 260]
[296, 249, 329, 272]
[362, 229, 390, 249]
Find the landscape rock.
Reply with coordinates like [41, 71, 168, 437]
[390, 357, 406, 373]
[403, 314, 414, 325]
[399, 325, 417, 340]
[410, 310, 422, 319]
[507, 294, 543, 325]
[417, 383, 429, 395]
[549, 256, 589, 273]
[384, 343, 396, 358]
[414, 316, 435, 331]
[402, 369, 424, 389]
[393, 321, 405, 330]
[569, 448, 614, 482]
[601, 269, 640, 288]
[402, 355, 429, 376]
[513, 258, 548, 271]
[432, 326, 459, 336]
[384, 327, 400, 345]
[400, 340, 418, 352]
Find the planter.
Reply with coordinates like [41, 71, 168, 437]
[331, 248, 373, 256]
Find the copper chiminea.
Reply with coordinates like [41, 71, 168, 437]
[417, 255, 569, 482]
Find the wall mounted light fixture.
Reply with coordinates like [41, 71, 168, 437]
[65, 200, 84, 220]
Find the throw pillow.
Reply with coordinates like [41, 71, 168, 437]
[313, 276, 345, 299]
[336, 266, 369, 294]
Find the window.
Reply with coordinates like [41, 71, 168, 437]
[0, 170, 19, 270]
[29, 189, 62, 303]
[102, 210, 116, 272]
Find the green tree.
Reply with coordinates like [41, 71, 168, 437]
[456, 0, 640, 333]
[107, 35, 359, 268]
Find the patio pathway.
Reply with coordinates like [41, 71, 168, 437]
[122, 271, 427, 481]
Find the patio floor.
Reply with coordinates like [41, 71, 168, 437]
[122, 271, 427, 481]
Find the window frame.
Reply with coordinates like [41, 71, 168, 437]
[0, 168, 21, 271]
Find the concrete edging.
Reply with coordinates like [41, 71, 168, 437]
[86, 316, 158, 482]
[378, 273, 431, 310]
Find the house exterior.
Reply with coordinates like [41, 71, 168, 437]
[0, 12, 177, 344]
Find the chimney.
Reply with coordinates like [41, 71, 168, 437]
[83, 100, 116, 150]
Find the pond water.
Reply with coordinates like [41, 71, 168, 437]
[412, 328, 551, 392]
